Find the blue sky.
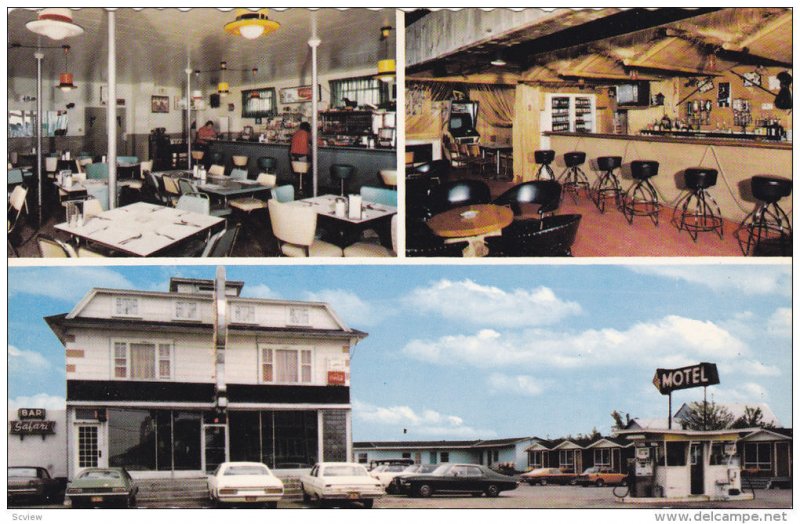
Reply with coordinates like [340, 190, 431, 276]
[7, 263, 792, 440]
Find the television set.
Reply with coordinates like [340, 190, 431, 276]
[616, 82, 650, 106]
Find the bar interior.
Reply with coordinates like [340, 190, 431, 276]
[405, 8, 792, 257]
[8, 8, 398, 258]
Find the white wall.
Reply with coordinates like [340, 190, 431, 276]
[8, 410, 68, 478]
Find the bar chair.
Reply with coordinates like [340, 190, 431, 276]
[330, 164, 355, 196]
[534, 150, 556, 181]
[558, 152, 590, 203]
[671, 168, 724, 241]
[291, 160, 310, 197]
[621, 160, 660, 225]
[735, 176, 792, 256]
[591, 156, 623, 213]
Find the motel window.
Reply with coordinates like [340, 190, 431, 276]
[288, 306, 310, 326]
[744, 443, 772, 472]
[594, 449, 612, 468]
[492, 450, 500, 462]
[112, 340, 173, 380]
[666, 442, 688, 466]
[402, 452, 411, 460]
[174, 300, 200, 321]
[260, 347, 312, 384]
[330, 76, 388, 107]
[232, 304, 256, 324]
[559, 450, 575, 470]
[113, 297, 139, 317]
[531, 452, 542, 468]
[440, 452, 449, 463]
[357, 453, 368, 464]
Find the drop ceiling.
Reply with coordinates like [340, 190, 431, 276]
[7, 8, 396, 87]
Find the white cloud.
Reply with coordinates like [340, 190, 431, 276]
[8, 394, 65, 411]
[403, 315, 755, 373]
[767, 307, 791, 338]
[404, 279, 581, 327]
[241, 284, 281, 300]
[486, 373, 546, 396]
[629, 266, 791, 296]
[303, 289, 387, 326]
[9, 267, 133, 302]
[352, 400, 496, 438]
[9, 345, 52, 371]
[710, 383, 769, 404]
[718, 359, 781, 377]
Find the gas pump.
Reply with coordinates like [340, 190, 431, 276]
[632, 445, 656, 497]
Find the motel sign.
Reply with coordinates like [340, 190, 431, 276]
[653, 362, 720, 395]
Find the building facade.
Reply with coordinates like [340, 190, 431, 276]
[46, 274, 366, 479]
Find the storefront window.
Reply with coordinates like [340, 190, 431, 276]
[156, 411, 172, 470]
[666, 442, 688, 466]
[109, 409, 156, 470]
[173, 412, 201, 470]
[277, 411, 319, 467]
[229, 412, 262, 463]
[322, 410, 346, 462]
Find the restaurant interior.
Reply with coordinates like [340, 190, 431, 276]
[8, 8, 398, 258]
[404, 8, 792, 257]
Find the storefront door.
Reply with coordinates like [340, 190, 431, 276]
[690, 443, 704, 495]
[202, 424, 228, 474]
[74, 423, 107, 471]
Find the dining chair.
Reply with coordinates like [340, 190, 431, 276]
[492, 180, 562, 222]
[208, 224, 241, 257]
[360, 186, 397, 207]
[198, 228, 227, 257]
[45, 156, 59, 177]
[147, 173, 169, 205]
[229, 168, 248, 181]
[486, 214, 582, 257]
[270, 185, 295, 203]
[77, 246, 106, 258]
[405, 221, 468, 257]
[162, 176, 182, 206]
[208, 164, 226, 177]
[7, 185, 29, 255]
[268, 199, 343, 257]
[428, 180, 491, 215]
[83, 198, 104, 219]
[176, 193, 211, 215]
[8, 169, 24, 186]
[343, 214, 397, 258]
[229, 173, 276, 215]
[37, 234, 76, 258]
[140, 160, 153, 176]
[177, 178, 197, 195]
[85, 162, 109, 180]
[117, 156, 139, 165]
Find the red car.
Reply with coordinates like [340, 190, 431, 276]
[519, 468, 577, 486]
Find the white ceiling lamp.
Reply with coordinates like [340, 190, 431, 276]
[491, 50, 507, 67]
[26, 8, 84, 41]
[224, 9, 280, 40]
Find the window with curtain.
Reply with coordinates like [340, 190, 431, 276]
[241, 88, 277, 118]
[330, 76, 388, 107]
[112, 340, 172, 380]
[260, 347, 312, 384]
[594, 448, 611, 467]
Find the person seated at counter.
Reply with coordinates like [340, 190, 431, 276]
[290, 121, 312, 161]
[195, 120, 218, 149]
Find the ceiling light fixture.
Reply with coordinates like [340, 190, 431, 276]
[376, 26, 395, 83]
[224, 9, 280, 40]
[490, 51, 507, 67]
[26, 8, 84, 41]
[218, 61, 229, 97]
[56, 45, 77, 92]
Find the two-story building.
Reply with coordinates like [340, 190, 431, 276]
[46, 272, 366, 479]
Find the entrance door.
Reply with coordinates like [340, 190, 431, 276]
[690, 443, 704, 495]
[202, 425, 228, 473]
[75, 424, 107, 472]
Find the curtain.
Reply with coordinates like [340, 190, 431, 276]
[275, 350, 298, 383]
[468, 85, 515, 127]
[130, 343, 155, 379]
[330, 77, 386, 107]
[301, 350, 312, 383]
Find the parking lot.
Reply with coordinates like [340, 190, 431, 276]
[12, 485, 791, 510]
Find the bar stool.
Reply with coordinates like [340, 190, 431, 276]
[672, 168, 723, 241]
[291, 160, 310, 197]
[191, 150, 204, 167]
[735, 176, 792, 256]
[622, 160, 660, 225]
[257, 156, 278, 174]
[534, 150, 556, 180]
[330, 164, 355, 196]
[591, 156, 623, 213]
[232, 155, 248, 170]
[207, 151, 224, 170]
[558, 151, 590, 203]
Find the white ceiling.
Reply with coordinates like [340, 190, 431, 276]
[7, 8, 396, 87]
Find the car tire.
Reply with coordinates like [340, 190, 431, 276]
[265, 501, 278, 509]
[540, 479, 547, 486]
[301, 487, 310, 504]
[595, 479, 605, 487]
[362, 499, 374, 509]
[314, 493, 326, 509]
[416, 484, 433, 498]
[485, 484, 500, 498]
[526, 480, 535, 486]
[128, 495, 137, 509]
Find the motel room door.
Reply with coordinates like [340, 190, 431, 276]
[74, 423, 107, 471]
[202, 424, 228, 474]
[690, 443, 704, 495]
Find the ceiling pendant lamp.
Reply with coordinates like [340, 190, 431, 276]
[490, 50, 507, 67]
[249, 68, 260, 99]
[56, 45, 77, 92]
[26, 8, 84, 40]
[218, 61, 229, 97]
[376, 26, 395, 83]
[224, 8, 280, 40]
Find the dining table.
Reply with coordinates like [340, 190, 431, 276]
[480, 143, 513, 179]
[427, 203, 514, 257]
[290, 194, 397, 248]
[54, 201, 224, 257]
[158, 171, 271, 205]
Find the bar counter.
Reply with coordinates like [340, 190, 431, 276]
[208, 140, 397, 193]
[544, 132, 792, 223]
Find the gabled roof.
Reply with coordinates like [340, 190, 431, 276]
[472, 437, 534, 448]
[353, 440, 479, 450]
[586, 437, 633, 449]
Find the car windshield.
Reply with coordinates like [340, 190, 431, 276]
[582, 467, 600, 474]
[224, 465, 269, 476]
[79, 470, 121, 480]
[384, 465, 407, 472]
[8, 468, 39, 477]
[430, 464, 453, 476]
[324, 465, 369, 477]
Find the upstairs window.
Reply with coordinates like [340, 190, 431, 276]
[288, 306, 310, 326]
[113, 340, 172, 380]
[174, 300, 200, 321]
[260, 347, 312, 384]
[232, 304, 255, 324]
[113, 297, 139, 317]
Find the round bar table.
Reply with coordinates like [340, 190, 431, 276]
[427, 204, 514, 256]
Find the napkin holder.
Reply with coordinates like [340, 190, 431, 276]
[335, 197, 347, 218]
[348, 194, 362, 220]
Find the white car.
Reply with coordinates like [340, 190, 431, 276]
[370, 464, 411, 490]
[207, 462, 284, 508]
[300, 462, 384, 508]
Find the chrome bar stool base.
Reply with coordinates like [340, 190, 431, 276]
[672, 168, 723, 241]
[591, 156, 623, 214]
[622, 160, 660, 226]
[558, 152, 589, 204]
[734, 176, 792, 256]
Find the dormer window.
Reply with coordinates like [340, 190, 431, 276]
[174, 300, 200, 321]
[232, 304, 255, 324]
[288, 306, 310, 326]
[113, 297, 140, 317]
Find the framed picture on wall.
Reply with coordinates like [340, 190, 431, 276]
[279, 85, 321, 104]
[151, 95, 170, 113]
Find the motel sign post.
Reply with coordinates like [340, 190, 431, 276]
[653, 363, 720, 429]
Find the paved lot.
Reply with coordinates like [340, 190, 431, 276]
[10, 486, 791, 510]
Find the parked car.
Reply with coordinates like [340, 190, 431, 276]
[395, 463, 518, 498]
[65, 467, 138, 508]
[519, 467, 577, 486]
[300, 462, 384, 508]
[386, 464, 439, 494]
[8, 466, 66, 505]
[370, 463, 411, 490]
[207, 462, 284, 508]
[367, 458, 414, 471]
[574, 466, 627, 487]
